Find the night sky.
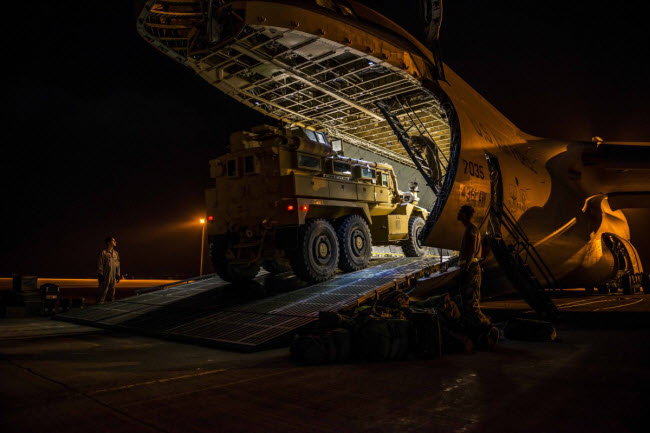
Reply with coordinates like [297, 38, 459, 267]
[4, 1, 649, 278]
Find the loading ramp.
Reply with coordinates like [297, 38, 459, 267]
[55, 257, 441, 351]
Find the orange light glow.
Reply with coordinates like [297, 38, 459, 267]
[199, 218, 205, 224]
[287, 205, 295, 211]
[301, 205, 309, 212]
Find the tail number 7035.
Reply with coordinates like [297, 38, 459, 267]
[462, 159, 485, 179]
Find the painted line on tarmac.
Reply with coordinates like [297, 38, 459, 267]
[7, 359, 171, 433]
[522, 297, 622, 314]
[88, 368, 228, 395]
[120, 368, 301, 407]
[522, 295, 637, 314]
[593, 298, 645, 311]
[556, 298, 620, 309]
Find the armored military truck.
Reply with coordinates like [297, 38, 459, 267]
[205, 125, 429, 283]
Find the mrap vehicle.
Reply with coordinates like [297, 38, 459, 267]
[205, 124, 429, 283]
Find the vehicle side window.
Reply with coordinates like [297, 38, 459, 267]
[303, 129, 317, 143]
[298, 154, 321, 171]
[227, 159, 237, 177]
[244, 155, 255, 174]
[333, 161, 351, 176]
[315, 132, 328, 145]
[381, 172, 388, 186]
[361, 167, 375, 179]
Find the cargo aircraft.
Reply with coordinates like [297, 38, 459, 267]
[136, 0, 649, 315]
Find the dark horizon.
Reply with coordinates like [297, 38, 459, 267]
[4, 1, 649, 278]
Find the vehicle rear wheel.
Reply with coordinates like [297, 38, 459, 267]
[210, 240, 260, 283]
[337, 215, 372, 272]
[289, 219, 339, 283]
[401, 215, 427, 257]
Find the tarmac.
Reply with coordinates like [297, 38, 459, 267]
[1, 292, 649, 433]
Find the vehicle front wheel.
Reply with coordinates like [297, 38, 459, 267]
[337, 214, 372, 272]
[401, 215, 427, 257]
[289, 219, 339, 283]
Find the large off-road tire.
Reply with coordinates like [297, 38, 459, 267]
[401, 215, 427, 257]
[289, 219, 339, 283]
[210, 240, 260, 283]
[336, 215, 372, 272]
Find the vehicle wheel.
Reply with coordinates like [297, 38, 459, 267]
[210, 240, 260, 282]
[262, 258, 292, 274]
[289, 219, 339, 283]
[337, 215, 372, 272]
[401, 215, 427, 257]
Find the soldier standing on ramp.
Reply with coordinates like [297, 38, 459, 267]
[456, 205, 490, 324]
[97, 236, 121, 304]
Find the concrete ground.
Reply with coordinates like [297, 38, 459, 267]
[1, 296, 649, 433]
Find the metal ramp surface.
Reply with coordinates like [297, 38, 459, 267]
[55, 257, 439, 351]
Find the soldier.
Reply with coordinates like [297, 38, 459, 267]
[97, 236, 121, 304]
[456, 205, 489, 324]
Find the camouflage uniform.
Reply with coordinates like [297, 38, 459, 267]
[97, 249, 120, 304]
[458, 223, 488, 323]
